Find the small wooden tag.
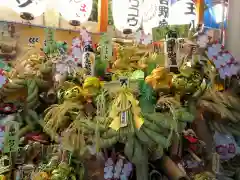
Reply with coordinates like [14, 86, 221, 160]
[212, 152, 220, 173]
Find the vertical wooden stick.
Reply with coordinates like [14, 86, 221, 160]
[98, 0, 108, 33]
[196, 0, 204, 25]
[135, 146, 148, 180]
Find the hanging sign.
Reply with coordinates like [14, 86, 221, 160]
[141, 0, 158, 34]
[158, 0, 169, 27]
[126, 0, 143, 32]
[112, 0, 143, 33]
[100, 33, 112, 62]
[4, 121, 19, 153]
[142, 0, 169, 34]
[169, 0, 196, 25]
[8, 0, 47, 18]
[57, 0, 93, 23]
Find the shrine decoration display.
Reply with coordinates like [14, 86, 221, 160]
[0, 2, 240, 177]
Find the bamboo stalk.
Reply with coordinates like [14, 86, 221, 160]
[170, 134, 182, 160]
[135, 146, 148, 180]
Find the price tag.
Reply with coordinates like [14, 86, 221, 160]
[120, 111, 128, 127]
[119, 77, 129, 127]
[100, 33, 112, 62]
[4, 121, 19, 153]
[165, 38, 178, 72]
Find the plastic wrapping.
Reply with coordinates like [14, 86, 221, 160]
[214, 131, 237, 160]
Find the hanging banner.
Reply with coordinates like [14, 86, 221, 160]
[4, 121, 19, 153]
[57, 0, 93, 23]
[8, 0, 47, 18]
[112, 0, 143, 33]
[169, 0, 196, 25]
[142, 0, 170, 34]
[158, 0, 170, 27]
[100, 33, 112, 62]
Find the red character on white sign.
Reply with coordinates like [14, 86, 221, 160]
[80, 4, 87, 12]
[76, 4, 87, 17]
